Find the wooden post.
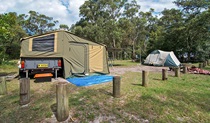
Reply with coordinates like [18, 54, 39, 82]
[20, 78, 30, 105]
[175, 67, 180, 77]
[183, 66, 187, 74]
[207, 60, 210, 66]
[142, 71, 149, 87]
[56, 82, 69, 122]
[199, 63, 202, 68]
[162, 69, 168, 80]
[0, 77, 7, 95]
[113, 76, 121, 98]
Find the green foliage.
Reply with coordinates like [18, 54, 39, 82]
[72, 0, 128, 48]
[0, 10, 59, 63]
[71, 0, 210, 61]
[0, 12, 27, 64]
[0, 1, 209, 63]
[146, 1, 210, 62]
[71, 0, 151, 59]
[59, 24, 69, 31]
[18, 11, 58, 35]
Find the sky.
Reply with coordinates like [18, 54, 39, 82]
[0, 0, 177, 27]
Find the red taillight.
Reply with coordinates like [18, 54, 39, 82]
[21, 61, 25, 68]
[58, 60, 61, 67]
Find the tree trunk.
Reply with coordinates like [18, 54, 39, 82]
[199, 63, 202, 68]
[112, 38, 116, 60]
[203, 62, 206, 67]
[187, 52, 191, 62]
[132, 40, 135, 61]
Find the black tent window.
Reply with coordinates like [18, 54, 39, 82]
[32, 34, 55, 52]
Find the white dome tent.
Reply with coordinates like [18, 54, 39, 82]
[144, 50, 181, 67]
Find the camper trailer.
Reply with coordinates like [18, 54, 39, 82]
[19, 30, 109, 78]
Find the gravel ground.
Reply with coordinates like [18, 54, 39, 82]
[109, 65, 174, 75]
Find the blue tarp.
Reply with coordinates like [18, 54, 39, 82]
[66, 75, 113, 87]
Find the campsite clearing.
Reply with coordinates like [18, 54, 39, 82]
[0, 60, 210, 122]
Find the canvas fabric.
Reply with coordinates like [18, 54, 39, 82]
[144, 50, 180, 67]
[20, 30, 109, 78]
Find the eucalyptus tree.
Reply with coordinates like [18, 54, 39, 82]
[158, 8, 184, 53]
[173, 0, 210, 61]
[59, 24, 70, 31]
[0, 12, 26, 63]
[121, 0, 141, 59]
[141, 9, 160, 54]
[18, 11, 58, 35]
[102, 0, 127, 48]
[71, 0, 127, 48]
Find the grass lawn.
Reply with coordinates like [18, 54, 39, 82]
[0, 61, 210, 122]
[110, 60, 139, 67]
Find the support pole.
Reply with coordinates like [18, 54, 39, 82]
[20, 78, 30, 105]
[55, 69, 58, 80]
[56, 82, 69, 122]
[142, 71, 149, 87]
[175, 67, 180, 77]
[0, 77, 7, 95]
[162, 69, 168, 80]
[26, 70, 28, 78]
[113, 76, 121, 98]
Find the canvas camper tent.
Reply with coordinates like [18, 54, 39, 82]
[20, 30, 109, 78]
[144, 50, 180, 67]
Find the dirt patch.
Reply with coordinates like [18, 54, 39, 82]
[109, 65, 174, 75]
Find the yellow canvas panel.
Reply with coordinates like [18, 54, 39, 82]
[29, 38, 32, 51]
[89, 45, 103, 72]
[54, 32, 58, 52]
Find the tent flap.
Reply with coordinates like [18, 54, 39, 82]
[89, 45, 103, 72]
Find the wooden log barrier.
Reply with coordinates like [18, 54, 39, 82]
[183, 66, 187, 74]
[56, 82, 69, 122]
[142, 71, 149, 87]
[0, 77, 7, 95]
[162, 69, 168, 80]
[20, 78, 30, 105]
[175, 67, 180, 77]
[113, 76, 121, 98]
